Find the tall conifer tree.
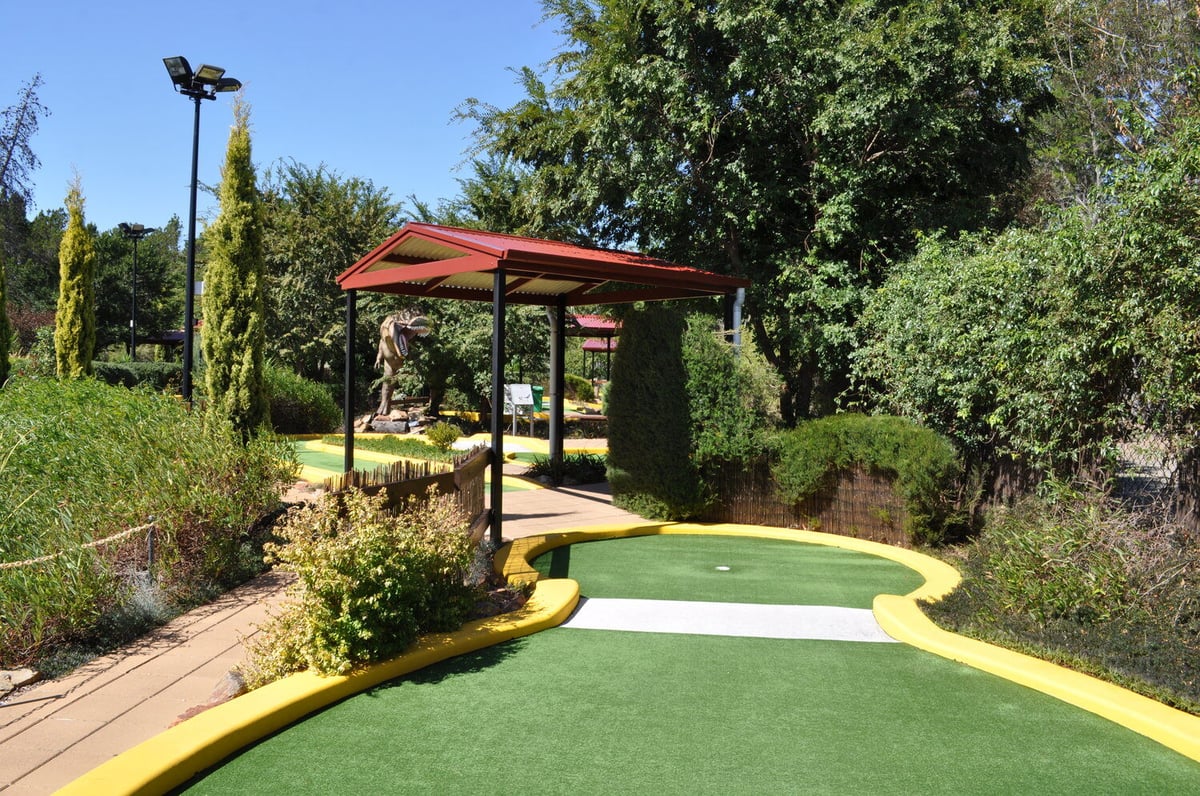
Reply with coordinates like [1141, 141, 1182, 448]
[202, 98, 268, 439]
[54, 182, 95, 378]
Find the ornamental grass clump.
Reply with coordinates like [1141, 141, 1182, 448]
[243, 488, 479, 687]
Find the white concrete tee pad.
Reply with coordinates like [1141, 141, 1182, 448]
[560, 597, 899, 643]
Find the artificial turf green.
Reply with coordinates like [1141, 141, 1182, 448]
[532, 534, 927, 608]
[182, 628, 1200, 794]
[293, 442, 526, 491]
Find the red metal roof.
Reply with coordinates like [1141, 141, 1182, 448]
[337, 222, 749, 306]
[582, 337, 618, 352]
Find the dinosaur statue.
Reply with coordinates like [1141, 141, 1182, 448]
[374, 310, 432, 416]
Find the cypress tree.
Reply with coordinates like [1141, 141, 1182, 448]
[606, 303, 702, 519]
[203, 98, 268, 440]
[54, 182, 96, 378]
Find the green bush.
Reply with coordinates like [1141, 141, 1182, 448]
[242, 488, 478, 685]
[565, 373, 594, 403]
[0, 378, 296, 669]
[425, 421, 462, 451]
[93, 361, 182, 392]
[606, 305, 703, 520]
[263, 363, 341, 434]
[772, 414, 963, 545]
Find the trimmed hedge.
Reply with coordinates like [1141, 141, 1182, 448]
[263, 364, 340, 434]
[606, 304, 703, 520]
[93, 361, 182, 391]
[773, 414, 963, 545]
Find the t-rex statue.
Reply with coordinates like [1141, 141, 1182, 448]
[374, 310, 432, 416]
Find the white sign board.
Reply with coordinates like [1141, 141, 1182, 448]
[504, 384, 534, 408]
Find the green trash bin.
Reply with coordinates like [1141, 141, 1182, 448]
[531, 385, 544, 412]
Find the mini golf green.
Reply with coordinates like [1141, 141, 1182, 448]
[532, 534, 926, 607]
[180, 535, 1200, 794]
[291, 441, 528, 492]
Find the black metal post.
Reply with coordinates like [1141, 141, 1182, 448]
[344, 290, 357, 474]
[549, 295, 566, 473]
[130, 236, 139, 360]
[181, 94, 202, 405]
[490, 268, 507, 547]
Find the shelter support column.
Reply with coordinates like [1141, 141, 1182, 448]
[343, 289, 356, 474]
[548, 296, 566, 472]
[490, 269, 507, 547]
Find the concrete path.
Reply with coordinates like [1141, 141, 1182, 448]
[0, 476, 639, 795]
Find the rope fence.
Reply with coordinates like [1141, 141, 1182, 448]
[0, 520, 157, 571]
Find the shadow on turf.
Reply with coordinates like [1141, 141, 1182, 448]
[368, 637, 531, 691]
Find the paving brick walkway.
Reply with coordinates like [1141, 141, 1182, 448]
[0, 479, 637, 794]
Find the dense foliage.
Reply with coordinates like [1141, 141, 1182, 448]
[0, 378, 296, 669]
[854, 113, 1200, 492]
[927, 487, 1200, 714]
[263, 362, 340, 434]
[242, 488, 478, 685]
[202, 100, 269, 440]
[53, 184, 95, 378]
[463, 0, 1050, 421]
[606, 304, 703, 519]
[683, 313, 775, 470]
[773, 415, 963, 545]
[261, 161, 402, 386]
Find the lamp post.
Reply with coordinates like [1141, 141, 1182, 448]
[118, 223, 157, 361]
[162, 56, 241, 404]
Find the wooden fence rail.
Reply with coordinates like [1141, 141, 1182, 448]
[324, 445, 493, 542]
[700, 458, 912, 548]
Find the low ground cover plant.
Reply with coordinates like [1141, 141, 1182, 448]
[925, 486, 1200, 714]
[524, 452, 607, 485]
[241, 488, 479, 686]
[0, 377, 296, 672]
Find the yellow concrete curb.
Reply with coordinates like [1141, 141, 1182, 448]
[56, 579, 580, 796]
[873, 595, 1200, 763]
[497, 521, 1200, 764]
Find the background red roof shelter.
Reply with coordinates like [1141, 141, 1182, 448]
[337, 222, 749, 545]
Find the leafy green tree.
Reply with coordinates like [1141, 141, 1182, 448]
[854, 109, 1200, 492]
[202, 99, 268, 439]
[93, 220, 183, 355]
[53, 182, 96, 378]
[462, 0, 1051, 423]
[1030, 0, 1200, 211]
[261, 161, 402, 384]
[4, 205, 64, 313]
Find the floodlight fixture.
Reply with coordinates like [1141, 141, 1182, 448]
[162, 55, 241, 403]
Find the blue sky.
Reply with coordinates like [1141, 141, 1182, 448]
[1, 1, 565, 233]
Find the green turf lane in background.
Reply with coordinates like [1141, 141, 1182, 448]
[182, 627, 1200, 794]
[531, 534, 927, 607]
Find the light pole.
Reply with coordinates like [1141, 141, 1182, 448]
[162, 56, 241, 404]
[118, 223, 157, 361]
